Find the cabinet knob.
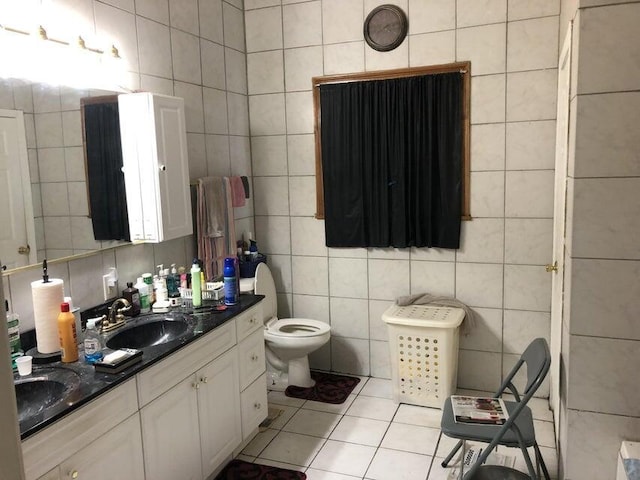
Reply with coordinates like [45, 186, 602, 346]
[249, 317, 257, 324]
[251, 354, 259, 362]
[70, 470, 79, 479]
[201, 376, 208, 384]
[254, 402, 262, 410]
[159, 165, 167, 172]
[193, 382, 200, 390]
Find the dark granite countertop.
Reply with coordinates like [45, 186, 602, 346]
[15, 294, 263, 441]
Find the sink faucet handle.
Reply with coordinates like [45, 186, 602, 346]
[108, 297, 132, 324]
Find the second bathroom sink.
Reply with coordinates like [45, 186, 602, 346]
[105, 315, 192, 350]
[15, 367, 81, 424]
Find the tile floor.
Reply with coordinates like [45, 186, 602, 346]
[238, 377, 558, 480]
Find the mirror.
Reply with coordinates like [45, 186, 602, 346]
[0, 78, 129, 273]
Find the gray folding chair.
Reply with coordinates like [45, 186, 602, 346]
[440, 338, 552, 480]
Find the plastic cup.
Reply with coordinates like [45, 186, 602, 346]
[15, 355, 33, 376]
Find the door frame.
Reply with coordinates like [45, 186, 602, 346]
[550, 22, 573, 440]
[0, 109, 37, 268]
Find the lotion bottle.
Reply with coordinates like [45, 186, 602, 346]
[57, 302, 79, 363]
[190, 259, 202, 308]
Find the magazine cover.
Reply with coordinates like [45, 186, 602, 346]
[451, 395, 509, 425]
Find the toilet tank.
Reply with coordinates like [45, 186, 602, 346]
[618, 441, 640, 480]
[254, 263, 277, 322]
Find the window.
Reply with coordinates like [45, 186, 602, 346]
[313, 62, 471, 249]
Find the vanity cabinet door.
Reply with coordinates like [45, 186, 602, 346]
[197, 348, 241, 479]
[240, 374, 268, 440]
[238, 327, 266, 391]
[59, 413, 144, 480]
[140, 375, 202, 480]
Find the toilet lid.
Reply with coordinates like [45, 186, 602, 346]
[254, 263, 277, 320]
[266, 318, 330, 337]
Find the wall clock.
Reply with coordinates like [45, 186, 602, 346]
[363, 4, 408, 52]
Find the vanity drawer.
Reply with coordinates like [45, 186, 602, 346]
[235, 304, 263, 342]
[240, 374, 268, 439]
[137, 320, 236, 407]
[238, 328, 266, 391]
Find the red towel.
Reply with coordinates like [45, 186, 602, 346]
[229, 176, 246, 207]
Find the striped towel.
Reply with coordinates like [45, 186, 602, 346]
[197, 177, 237, 279]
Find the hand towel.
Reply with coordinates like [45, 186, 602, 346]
[229, 176, 246, 207]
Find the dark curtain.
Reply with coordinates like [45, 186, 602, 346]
[320, 73, 462, 249]
[84, 102, 130, 241]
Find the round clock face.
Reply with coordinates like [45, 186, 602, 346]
[364, 5, 408, 52]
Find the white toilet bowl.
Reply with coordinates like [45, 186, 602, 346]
[255, 264, 330, 390]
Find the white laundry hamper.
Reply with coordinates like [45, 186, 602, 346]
[382, 304, 465, 409]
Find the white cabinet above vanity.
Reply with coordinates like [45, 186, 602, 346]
[118, 92, 193, 243]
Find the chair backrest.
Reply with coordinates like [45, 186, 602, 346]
[496, 338, 550, 402]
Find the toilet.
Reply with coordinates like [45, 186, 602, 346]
[254, 263, 330, 391]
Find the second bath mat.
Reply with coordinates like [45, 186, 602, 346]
[285, 371, 360, 404]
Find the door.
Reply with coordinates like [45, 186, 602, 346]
[0, 111, 36, 269]
[197, 348, 241, 479]
[549, 23, 573, 438]
[140, 375, 202, 480]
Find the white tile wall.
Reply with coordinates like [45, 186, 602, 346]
[470, 123, 505, 171]
[506, 69, 558, 121]
[409, 31, 455, 67]
[507, 16, 559, 72]
[576, 3, 640, 95]
[471, 74, 506, 124]
[571, 177, 640, 259]
[505, 120, 556, 170]
[409, 0, 455, 34]
[457, 24, 506, 75]
[569, 259, 640, 340]
[572, 92, 640, 178]
[456, 0, 506, 27]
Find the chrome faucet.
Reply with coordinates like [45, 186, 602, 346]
[107, 298, 131, 325]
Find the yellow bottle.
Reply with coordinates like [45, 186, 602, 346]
[57, 302, 78, 363]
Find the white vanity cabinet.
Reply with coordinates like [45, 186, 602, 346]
[118, 92, 193, 243]
[23, 379, 139, 480]
[23, 301, 267, 480]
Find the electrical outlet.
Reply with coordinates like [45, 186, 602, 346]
[102, 267, 118, 300]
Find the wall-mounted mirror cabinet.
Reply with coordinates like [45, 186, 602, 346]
[0, 79, 192, 274]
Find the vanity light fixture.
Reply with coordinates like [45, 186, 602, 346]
[0, 23, 120, 60]
[0, 22, 124, 89]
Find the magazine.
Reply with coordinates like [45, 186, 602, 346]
[451, 395, 509, 425]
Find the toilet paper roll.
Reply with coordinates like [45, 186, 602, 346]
[31, 278, 65, 354]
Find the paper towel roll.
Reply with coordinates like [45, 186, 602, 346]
[32, 278, 64, 354]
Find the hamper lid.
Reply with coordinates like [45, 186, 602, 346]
[382, 304, 465, 328]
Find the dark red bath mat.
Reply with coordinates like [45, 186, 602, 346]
[285, 371, 361, 404]
[215, 459, 306, 479]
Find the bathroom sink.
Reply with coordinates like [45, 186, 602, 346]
[14, 368, 81, 424]
[105, 316, 192, 350]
